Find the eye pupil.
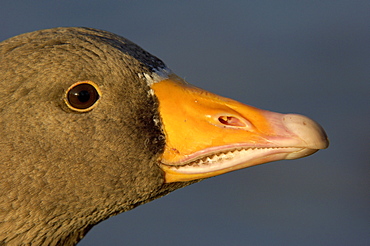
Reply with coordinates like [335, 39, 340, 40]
[66, 82, 100, 111]
[76, 90, 90, 103]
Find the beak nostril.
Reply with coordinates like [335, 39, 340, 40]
[218, 116, 246, 127]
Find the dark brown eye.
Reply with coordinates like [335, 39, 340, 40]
[65, 81, 101, 112]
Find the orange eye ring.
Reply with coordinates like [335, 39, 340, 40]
[64, 81, 101, 112]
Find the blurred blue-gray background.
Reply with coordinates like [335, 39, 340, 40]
[1, 1, 369, 245]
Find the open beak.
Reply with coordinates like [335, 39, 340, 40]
[151, 74, 329, 183]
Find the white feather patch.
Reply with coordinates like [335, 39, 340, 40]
[139, 67, 173, 86]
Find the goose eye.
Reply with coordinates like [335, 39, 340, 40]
[65, 81, 101, 112]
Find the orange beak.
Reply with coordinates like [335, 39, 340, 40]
[151, 74, 329, 183]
